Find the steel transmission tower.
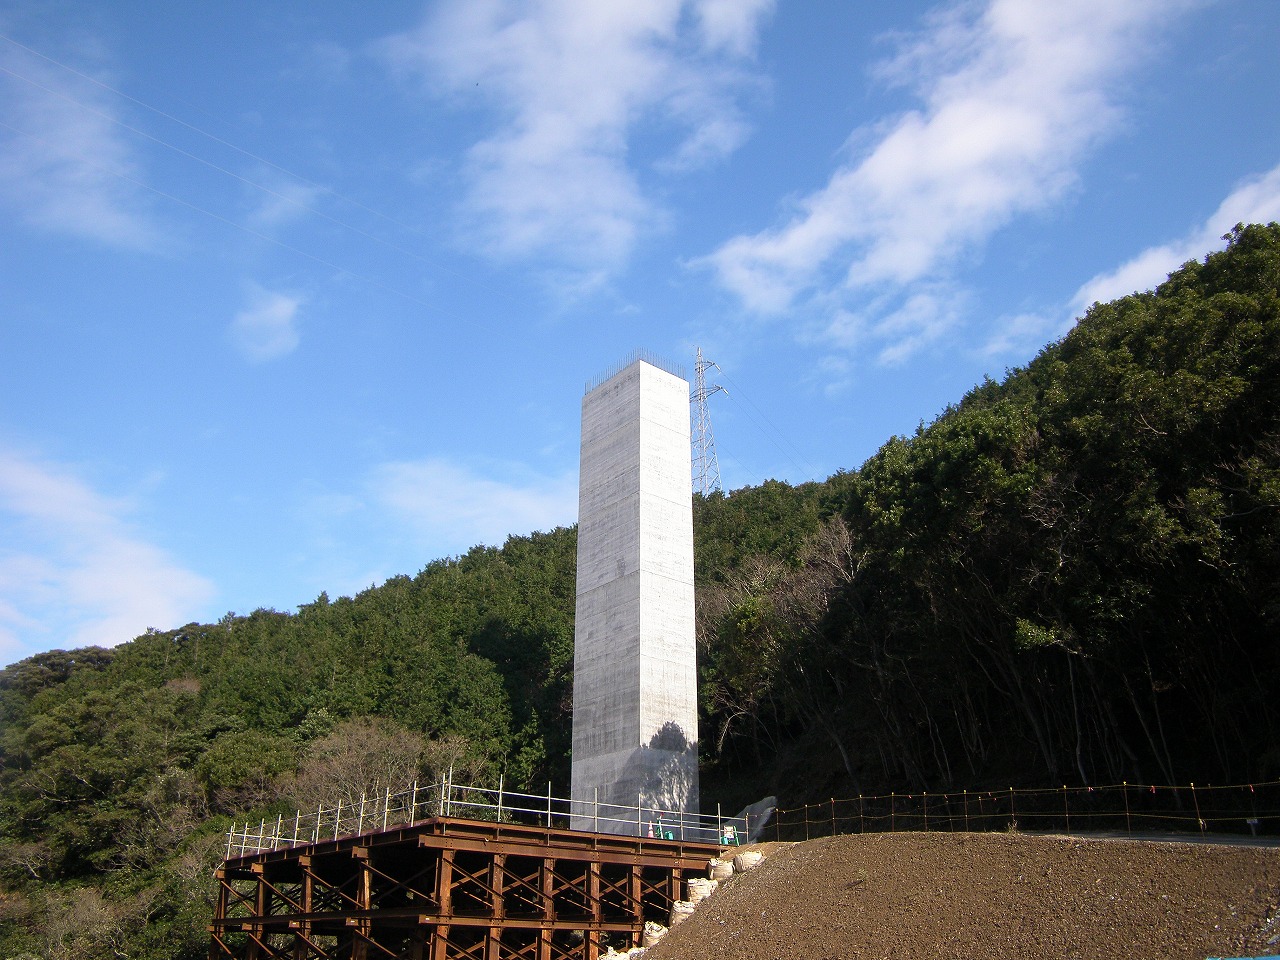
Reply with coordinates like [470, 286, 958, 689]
[691, 347, 726, 495]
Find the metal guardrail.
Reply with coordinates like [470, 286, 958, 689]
[224, 774, 750, 859]
[226, 776, 1278, 858]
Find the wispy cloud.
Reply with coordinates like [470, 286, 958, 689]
[231, 285, 304, 362]
[1071, 164, 1280, 312]
[979, 309, 1059, 359]
[369, 457, 577, 555]
[377, 0, 774, 278]
[820, 284, 967, 366]
[979, 162, 1280, 357]
[703, 0, 1201, 363]
[0, 449, 214, 666]
[294, 457, 572, 599]
[0, 40, 156, 247]
[244, 174, 327, 231]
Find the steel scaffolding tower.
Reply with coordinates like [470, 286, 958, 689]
[209, 815, 720, 960]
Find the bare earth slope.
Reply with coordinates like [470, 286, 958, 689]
[647, 834, 1280, 960]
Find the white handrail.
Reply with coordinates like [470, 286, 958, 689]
[224, 778, 747, 858]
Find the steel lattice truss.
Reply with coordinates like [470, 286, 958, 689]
[209, 816, 721, 960]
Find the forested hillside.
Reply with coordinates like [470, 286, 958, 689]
[1, 223, 1277, 959]
[699, 224, 1280, 801]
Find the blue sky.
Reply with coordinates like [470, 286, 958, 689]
[2, 0, 1278, 666]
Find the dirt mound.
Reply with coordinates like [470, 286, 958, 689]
[647, 833, 1280, 960]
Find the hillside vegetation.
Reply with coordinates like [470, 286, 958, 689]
[1, 223, 1278, 959]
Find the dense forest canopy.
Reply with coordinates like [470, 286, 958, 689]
[1, 223, 1277, 958]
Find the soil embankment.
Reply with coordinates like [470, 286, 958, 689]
[646, 833, 1280, 960]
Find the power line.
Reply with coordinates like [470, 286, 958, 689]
[0, 117, 457, 317]
[0, 31, 527, 308]
[0, 32, 387, 226]
[0, 61, 468, 277]
[715, 367, 821, 483]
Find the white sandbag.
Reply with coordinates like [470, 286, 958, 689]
[669, 900, 696, 926]
[686, 877, 717, 904]
[642, 922, 667, 949]
[708, 857, 734, 881]
[732, 850, 763, 872]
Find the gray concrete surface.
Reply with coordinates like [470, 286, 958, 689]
[570, 360, 698, 831]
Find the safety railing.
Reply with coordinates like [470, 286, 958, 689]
[224, 774, 751, 859]
[771, 780, 1280, 842]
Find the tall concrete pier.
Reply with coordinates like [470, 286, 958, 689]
[570, 356, 699, 832]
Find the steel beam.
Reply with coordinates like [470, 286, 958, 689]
[210, 817, 719, 960]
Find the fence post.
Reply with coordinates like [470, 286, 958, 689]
[804, 803, 810, 841]
[923, 792, 928, 832]
[859, 795, 865, 834]
[1191, 782, 1205, 836]
[225, 825, 233, 860]
[546, 781, 552, 828]
[963, 790, 969, 832]
[334, 801, 342, 841]
[890, 793, 896, 833]
[358, 792, 366, 836]
[384, 786, 392, 831]
[294, 810, 301, 847]
[1062, 786, 1070, 835]
[499, 776, 506, 825]
[593, 787, 598, 834]
[831, 798, 836, 837]
[1122, 782, 1131, 835]
[411, 781, 419, 824]
[1008, 787, 1015, 830]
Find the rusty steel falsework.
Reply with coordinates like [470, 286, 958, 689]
[208, 815, 722, 960]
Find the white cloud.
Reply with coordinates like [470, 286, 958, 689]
[244, 175, 327, 230]
[369, 457, 577, 554]
[378, 0, 774, 275]
[979, 310, 1057, 358]
[231, 286, 304, 362]
[819, 284, 964, 366]
[0, 42, 156, 247]
[870, 290, 964, 366]
[0, 450, 214, 665]
[703, 0, 1201, 360]
[981, 162, 1280, 357]
[693, 0, 775, 56]
[1071, 163, 1280, 312]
